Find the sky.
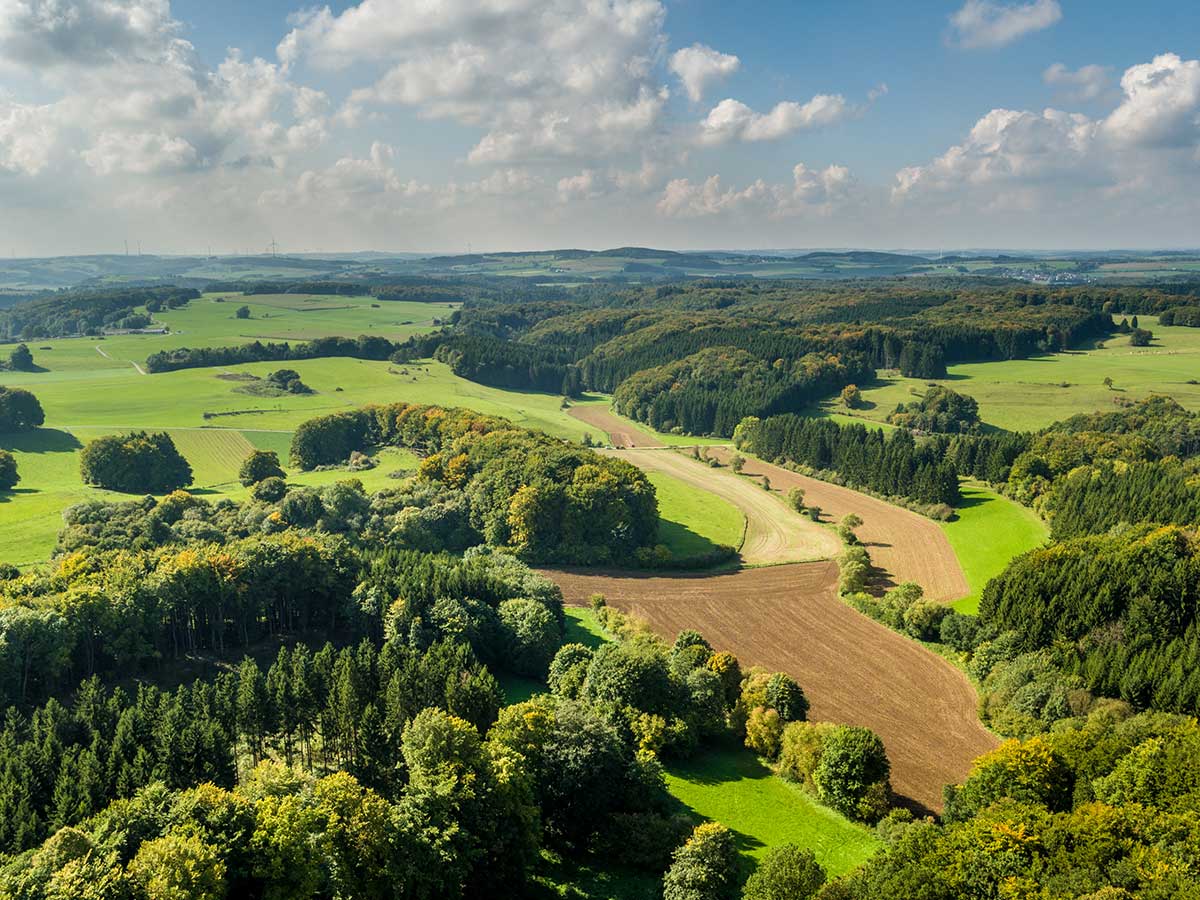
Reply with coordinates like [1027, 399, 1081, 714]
[0, 0, 1198, 255]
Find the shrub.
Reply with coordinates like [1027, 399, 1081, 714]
[661, 822, 739, 900]
[498, 598, 561, 678]
[79, 431, 192, 493]
[235, 305, 250, 319]
[8, 343, 34, 371]
[251, 476, 287, 503]
[812, 726, 892, 823]
[786, 486, 805, 512]
[745, 706, 784, 759]
[777, 721, 836, 789]
[0, 385, 44, 431]
[0, 450, 17, 491]
[239, 449, 285, 486]
[742, 844, 826, 900]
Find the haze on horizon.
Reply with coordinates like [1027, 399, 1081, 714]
[1, 0, 1198, 256]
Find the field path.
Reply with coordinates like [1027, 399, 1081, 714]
[568, 405, 663, 448]
[709, 449, 969, 602]
[608, 448, 839, 565]
[547, 563, 997, 813]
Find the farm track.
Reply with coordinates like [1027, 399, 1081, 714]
[606, 448, 839, 565]
[567, 405, 663, 448]
[546, 562, 998, 813]
[708, 449, 970, 603]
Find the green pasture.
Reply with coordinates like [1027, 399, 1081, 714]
[648, 471, 745, 559]
[664, 747, 880, 877]
[841, 319, 1200, 432]
[942, 482, 1048, 614]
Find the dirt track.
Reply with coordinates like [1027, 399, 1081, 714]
[567, 405, 663, 448]
[709, 449, 969, 602]
[607, 448, 840, 565]
[548, 562, 997, 813]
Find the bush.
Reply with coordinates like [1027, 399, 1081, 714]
[251, 476, 287, 502]
[0, 450, 17, 491]
[239, 449, 285, 486]
[661, 822, 740, 900]
[777, 721, 836, 789]
[939, 612, 980, 652]
[8, 343, 34, 371]
[498, 598, 562, 678]
[742, 844, 826, 900]
[745, 706, 784, 759]
[0, 385, 44, 431]
[79, 431, 192, 493]
[812, 726, 891, 823]
[235, 305, 250, 319]
[786, 487, 805, 512]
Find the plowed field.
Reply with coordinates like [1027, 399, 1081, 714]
[547, 562, 997, 813]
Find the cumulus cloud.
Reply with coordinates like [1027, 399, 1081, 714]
[283, 0, 669, 165]
[0, 0, 185, 68]
[0, 100, 59, 175]
[699, 95, 850, 144]
[669, 43, 740, 103]
[657, 162, 854, 218]
[1043, 63, 1111, 102]
[894, 53, 1200, 214]
[948, 0, 1061, 49]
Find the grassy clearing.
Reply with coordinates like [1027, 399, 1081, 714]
[836, 318, 1200, 432]
[647, 471, 745, 559]
[664, 746, 880, 877]
[943, 482, 1048, 614]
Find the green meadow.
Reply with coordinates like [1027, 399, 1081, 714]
[648, 471, 745, 559]
[942, 482, 1049, 614]
[830, 317, 1200, 432]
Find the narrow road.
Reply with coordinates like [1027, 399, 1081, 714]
[606, 448, 840, 565]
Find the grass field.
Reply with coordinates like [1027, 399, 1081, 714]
[647, 471, 745, 559]
[664, 747, 880, 877]
[943, 482, 1049, 614]
[835, 318, 1200, 432]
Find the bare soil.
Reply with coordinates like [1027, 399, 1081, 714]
[567, 405, 663, 448]
[710, 449, 970, 602]
[607, 448, 840, 565]
[547, 562, 997, 813]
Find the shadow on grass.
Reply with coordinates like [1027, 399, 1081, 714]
[0, 427, 82, 454]
[0, 487, 39, 504]
[665, 746, 769, 858]
[657, 519, 722, 559]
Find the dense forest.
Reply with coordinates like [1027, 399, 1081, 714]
[733, 414, 961, 509]
[0, 286, 196, 341]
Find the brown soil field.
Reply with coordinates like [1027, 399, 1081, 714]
[709, 449, 969, 602]
[607, 448, 840, 565]
[548, 562, 997, 813]
[567, 405, 663, 448]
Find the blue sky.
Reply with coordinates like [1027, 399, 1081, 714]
[1, 0, 1199, 253]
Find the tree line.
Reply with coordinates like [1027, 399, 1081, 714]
[733, 414, 961, 509]
[0, 286, 195, 341]
[144, 334, 401, 374]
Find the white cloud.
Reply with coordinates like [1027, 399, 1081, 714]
[657, 162, 854, 218]
[1102, 53, 1200, 149]
[557, 169, 601, 202]
[1043, 63, 1111, 102]
[948, 0, 1061, 49]
[82, 131, 198, 175]
[699, 95, 850, 144]
[284, 0, 669, 165]
[894, 53, 1200, 213]
[0, 0, 185, 69]
[669, 43, 740, 103]
[0, 100, 59, 175]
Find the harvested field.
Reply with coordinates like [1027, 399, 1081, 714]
[567, 405, 663, 448]
[710, 449, 970, 602]
[609, 448, 839, 565]
[547, 562, 998, 813]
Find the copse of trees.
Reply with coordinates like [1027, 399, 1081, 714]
[1159, 305, 1200, 326]
[734, 414, 960, 508]
[0, 285, 195, 341]
[0, 385, 45, 431]
[144, 334, 401, 374]
[290, 403, 659, 564]
[79, 430, 193, 493]
[887, 385, 981, 434]
[613, 347, 873, 437]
